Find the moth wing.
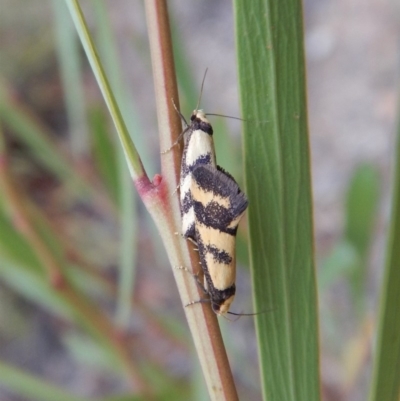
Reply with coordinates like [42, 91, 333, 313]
[190, 164, 247, 312]
[191, 165, 248, 222]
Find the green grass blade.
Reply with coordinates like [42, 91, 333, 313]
[368, 116, 400, 400]
[319, 240, 359, 289]
[320, 164, 379, 297]
[0, 259, 73, 319]
[89, 107, 119, 201]
[0, 208, 73, 318]
[99, 397, 144, 401]
[0, 362, 89, 401]
[0, 85, 83, 190]
[63, 332, 122, 374]
[345, 164, 380, 257]
[52, 0, 89, 158]
[116, 151, 137, 327]
[91, 0, 138, 328]
[234, 1, 320, 400]
[344, 164, 380, 313]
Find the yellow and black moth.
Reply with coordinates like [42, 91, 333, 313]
[190, 164, 248, 315]
[173, 71, 248, 315]
[180, 110, 216, 241]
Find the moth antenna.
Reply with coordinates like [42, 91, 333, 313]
[195, 68, 208, 112]
[227, 310, 267, 317]
[206, 113, 246, 122]
[207, 113, 270, 125]
[220, 313, 240, 322]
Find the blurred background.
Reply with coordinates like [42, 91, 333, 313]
[0, 0, 398, 400]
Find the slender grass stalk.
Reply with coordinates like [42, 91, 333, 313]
[64, 0, 143, 179]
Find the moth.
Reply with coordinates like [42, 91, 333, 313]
[190, 164, 248, 315]
[173, 71, 249, 314]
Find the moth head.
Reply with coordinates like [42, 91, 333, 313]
[213, 294, 235, 316]
[191, 109, 208, 123]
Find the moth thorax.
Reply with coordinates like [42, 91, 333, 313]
[214, 295, 235, 315]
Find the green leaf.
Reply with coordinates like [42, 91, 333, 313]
[89, 105, 119, 202]
[90, 0, 138, 329]
[344, 164, 379, 310]
[234, 1, 320, 400]
[52, 0, 89, 158]
[368, 117, 400, 399]
[319, 240, 360, 289]
[0, 209, 42, 273]
[63, 332, 122, 374]
[0, 210, 74, 318]
[0, 259, 73, 320]
[0, 362, 89, 401]
[99, 396, 144, 401]
[345, 164, 380, 256]
[0, 85, 84, 191]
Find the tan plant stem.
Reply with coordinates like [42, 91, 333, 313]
[144, 1, 239, 400]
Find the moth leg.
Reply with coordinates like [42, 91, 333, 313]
[160, 128, 188, 154]
[175, 265, 200, 278]
[173, 233, 198, 251]
[185, 297, 210, 308]
[175, 231, 199, 248]
[160, 138, 181, 154]
[187, 238, 199, 252]
[175, 266, 212, 309]
[187, 237, 196, 245]
[175, 265, 205, 291]
[172, 183, 180, 195]
[175, 265, 191, 272]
